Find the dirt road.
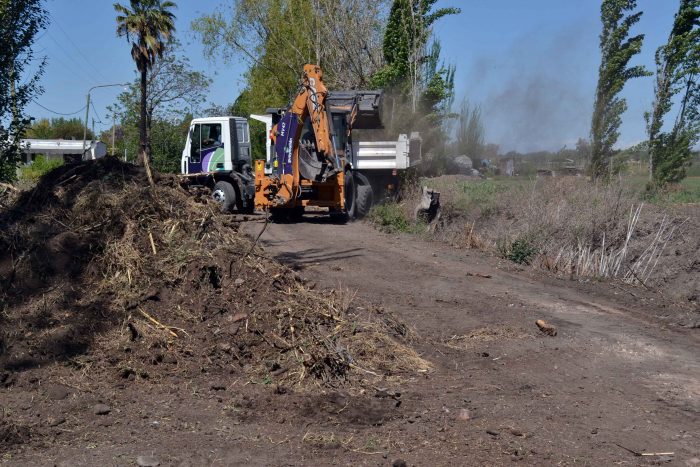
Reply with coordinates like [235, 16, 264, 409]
[4, 213, 698, 466]
[244, 214, 700, 465]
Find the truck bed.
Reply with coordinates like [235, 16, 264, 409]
[353, 134, 421, 170]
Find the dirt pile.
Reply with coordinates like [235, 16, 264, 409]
[0, 157, 427, 402]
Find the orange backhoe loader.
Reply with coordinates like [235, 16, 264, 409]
[254, 64, 349, 221]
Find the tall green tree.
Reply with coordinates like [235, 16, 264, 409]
[114, 0, 176, 169]
[370, 0, 459, 156]
[0, 0, 47, 182]
[590, 0, 648, 181]
[371, 0, 459, 112]
[647, 0, 700, 186]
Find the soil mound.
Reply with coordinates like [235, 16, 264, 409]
[0, 157, 427, 388]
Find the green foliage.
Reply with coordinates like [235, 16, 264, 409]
[425, 178, 516, 214]
[648, 0, 700, 187]
[18, 155, 63, 182]
[370, 0, 459, 155]
[114, 0, 176, 73]
[369, 202, 423, 234]
[590, 0, 649, 181]
[498, 237, 538, 265]
[26, 117, 93, 140]
[192, 0, 387, 118]
[372, 0, 459, 91]
[0, 0, 48, 183]
[643, 176, 700, 204]
[109, 40, 210, 122]
[147, 118, 189, 173]
[456, 100, 484, 161]
[111, 113, 190, 173]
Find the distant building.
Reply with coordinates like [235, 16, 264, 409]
[20, 139, 107, 163]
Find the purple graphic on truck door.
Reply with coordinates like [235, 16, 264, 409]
[274, 112, 298, 175]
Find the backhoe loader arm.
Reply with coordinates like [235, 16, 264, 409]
[271, 64, 337, 173]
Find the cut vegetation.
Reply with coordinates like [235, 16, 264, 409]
[0, 158, 427, 413]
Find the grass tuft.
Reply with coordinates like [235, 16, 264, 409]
[368, 201, 425, 234]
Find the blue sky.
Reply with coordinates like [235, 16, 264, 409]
[26, 0, 679, 152]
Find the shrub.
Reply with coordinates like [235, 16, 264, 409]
[497, 236, 538, 265]
[507, 238, 538, 265]
[19, 156, 64, 182]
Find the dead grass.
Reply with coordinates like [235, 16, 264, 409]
[418, 176, 698, 301]
[442, 326, 531, 351]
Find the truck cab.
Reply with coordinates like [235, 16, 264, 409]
[182, 117, 252, 175]
[180, 117, 256, 213]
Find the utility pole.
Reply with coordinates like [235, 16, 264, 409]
[82, 83, 129, 160]
[82, 92, 91, 160]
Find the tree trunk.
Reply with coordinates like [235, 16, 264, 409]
[138, 66, 156, 189]
[138, 67, 148, 166]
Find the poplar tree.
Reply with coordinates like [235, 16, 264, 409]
[370, 0, 459, 153]
[371, 0, 459, 114]
[590, 0, 648, 181]
[647, 0, 700, 186]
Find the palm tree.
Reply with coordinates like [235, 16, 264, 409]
[114, 0, 176, 168]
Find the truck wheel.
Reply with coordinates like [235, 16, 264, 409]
[354, 172, 374, 219]
[212, 181, 236, 213]
[344, 169, 356, 220]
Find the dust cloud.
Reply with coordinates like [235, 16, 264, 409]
[463, 25, 596, 153]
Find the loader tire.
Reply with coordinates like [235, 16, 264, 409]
[212, 181, 236, 213]
[344, 169, 356, 220]
[354, 172, 374, 219]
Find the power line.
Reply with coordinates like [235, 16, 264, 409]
[52, 20, 110, 82]
[90, 100, 103, 124]
[46, 31, 103, 84]
[32, 100, 87, 116]
[35, 41, 94, 89]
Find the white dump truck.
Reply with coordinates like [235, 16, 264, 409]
[180, 90, 421, 219]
